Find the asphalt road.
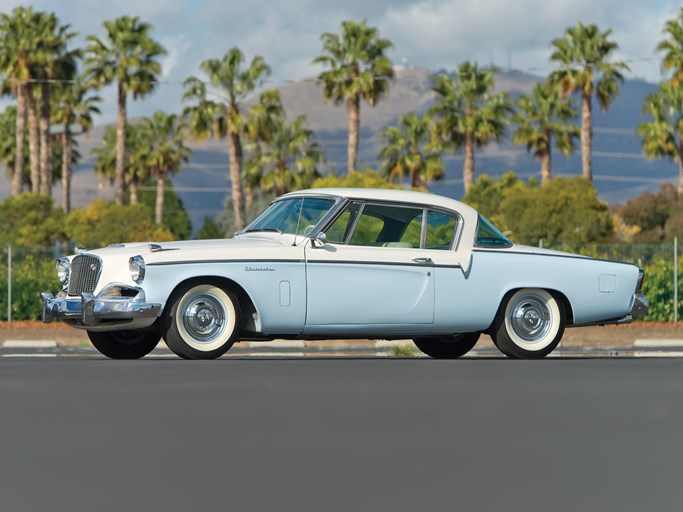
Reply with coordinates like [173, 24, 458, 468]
[1, 357, 682, 512]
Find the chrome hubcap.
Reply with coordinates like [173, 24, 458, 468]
[511, 296, 552, 343]
[182, 294, 226, 343]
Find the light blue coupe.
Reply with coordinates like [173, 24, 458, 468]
[42, 188, 647, 359]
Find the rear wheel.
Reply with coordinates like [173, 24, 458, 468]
[161, 282, 240, 360]
[413, 333, 480, 359]
[88, 329, 160, 359]
[492, 289, 565, 359]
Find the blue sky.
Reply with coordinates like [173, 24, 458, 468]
[2, 0, 679, 123]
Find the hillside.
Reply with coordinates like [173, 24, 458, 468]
[0, 68, 672, 231]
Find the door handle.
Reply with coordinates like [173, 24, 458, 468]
[412, 257, 433, 264]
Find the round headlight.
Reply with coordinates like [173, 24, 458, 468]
[56, 257, 70, 288]
[129, 255, 146, 283]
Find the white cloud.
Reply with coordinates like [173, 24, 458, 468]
[0, 0, 677, 123]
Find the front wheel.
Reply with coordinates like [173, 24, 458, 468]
[492, 289, 565, 359]
[161, 282, 241, 360]
[88, 329, 161, 359]
[413, 333, 480, 359]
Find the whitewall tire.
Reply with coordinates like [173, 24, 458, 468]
[162, 283, 240, 360]
[492, 289, 565, 359]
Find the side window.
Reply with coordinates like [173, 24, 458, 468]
[325, 202, 361, 243]
[425, 210, 457, 250]
[348, 203, 423, 248]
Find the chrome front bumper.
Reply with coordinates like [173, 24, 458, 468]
[41, 287, 161, 327]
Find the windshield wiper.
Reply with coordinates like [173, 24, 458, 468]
[243, 227, 284, 234]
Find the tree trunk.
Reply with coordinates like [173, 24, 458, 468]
[347, 95, 360, 174]
[463, 131, 475, 194]
[61, 131, 72, 214]
[27, 87, 40, 194]
[12, 85, 26, 196]
[39, 82, 52, 196]
[678, 136, 683, 196]
[156, 174, 165, 225]
[129, 178, 138, 205]
[540, 129, 552, 185]
[580, 91, 592, 181]
[115, 83, 127, 205]
[227, 121, 246, 230]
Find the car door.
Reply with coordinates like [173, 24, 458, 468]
[304, 201, 435, 334]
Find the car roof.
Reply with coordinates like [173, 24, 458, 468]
[284, 188, 478, 216]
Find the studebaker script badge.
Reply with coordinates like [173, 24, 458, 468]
[245, 266, 275, 272]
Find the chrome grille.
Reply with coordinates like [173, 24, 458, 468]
[67, 255, 102, 296]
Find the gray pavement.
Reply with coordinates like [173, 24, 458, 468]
[1, 357, 683, 512]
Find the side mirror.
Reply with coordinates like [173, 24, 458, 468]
[312, 232, 328, 248]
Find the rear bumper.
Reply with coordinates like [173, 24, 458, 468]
[41, 286, 161, 327]
[630, 293, 648, 318]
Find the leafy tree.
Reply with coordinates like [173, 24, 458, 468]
[379, 113, 444, 190]
[65, 199, 174, 248]
[430, 61, 512, 193]
[313, 19, 394, 173]
[657, 7, 683, 86]
[196, 217, 223, 240]
[139, 111, 192, 224]
[85, 15, 166, 205]
[616, 183, 678, 242]
[312, 169, 403, 189]
[51, 77, 102, 213]
[501, 176, 612, 245]
[512, 82, 579, 184]
[549, 22, 628, 181]
[461, 171, 524, 229]
[183, 48, 270, 230]
[0, 194, 65, 247]
[637, 82, 683, 194]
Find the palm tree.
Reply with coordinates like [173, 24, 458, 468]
[34, 15, 79, 196]
[183, 48, 270, 230]
[379, 113, 444, 190]
[657, 7, 683, 86]
[637, 82, 683, 194]
[313, 19, 394, 173]
[512, 82, 579, 184]
[243, 89, 285, 206]
[94, 124, 146, 204]
[140, 111, 192, 224]
[430, 61, 512, 194]
[85, 15, 166, 205]
[0, 106, 28, 184]
[0, 6, 38, 196]
[257, 116, 324, 196]
[549, 22, 628, 181]
[52, 78, 102, 213]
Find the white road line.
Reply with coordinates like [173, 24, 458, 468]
[3, 340, 57, 348]
[634, 339, 683, 348]
[229, 352, 307, 357]
[245, 340, 306, 349]
[2, 353, 57, 358]
[633, 351, 683, 358]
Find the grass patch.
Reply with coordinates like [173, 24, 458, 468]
[387, 343, 419, 357]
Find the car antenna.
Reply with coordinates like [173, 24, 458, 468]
[293, 197, 304, 246]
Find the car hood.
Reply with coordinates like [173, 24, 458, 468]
[77, 233, 301, 262]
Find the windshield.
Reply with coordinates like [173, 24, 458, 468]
[476, 215, 513, 247]
[242, 197, 336, 236]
